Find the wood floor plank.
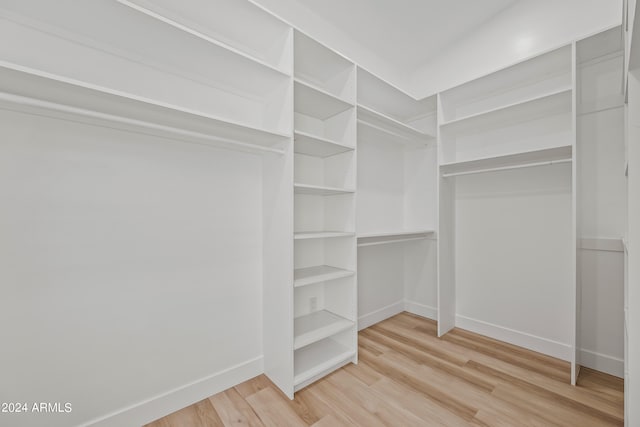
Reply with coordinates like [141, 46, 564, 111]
[326, 369, 430, 427]
[145, 399, 224, 427]
[208, 388, 265, 427]
[245, 387, 307, 427]
[149, 313, 625, 427]
[305, 376, 388, 427]
[369, 377, 473, 427]
[342, 358, 382, 385]
[361, 327, 497, 392]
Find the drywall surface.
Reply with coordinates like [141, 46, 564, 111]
[412, 0, 622, 97]
[0, 110, 264, 427]
[454, 165, 574, 356]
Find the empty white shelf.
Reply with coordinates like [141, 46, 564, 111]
[117, 0, 292, 76]
[294, 231, 355, 240]
[294, 265, 355, 288]
[294, 183, 355, 196]
[295, 79, 354, 120]
[357, 230, 435, 247]
[357, 104, 434, 143]
[294, 310, 354, 350]
[294, 337, 354, 387]
[440, 88, 572, 130]
[294, 31, 354, 101]
[0, 63, 290, 154]
[440, 145, 573, 177]
[294, 131, 354, 158]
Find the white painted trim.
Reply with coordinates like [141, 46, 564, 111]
[403, 301, 437, 321]
[579, 349, 624, 378]
[579, 237, 625, 252]
[82, 356, 263, 427]
[358, 301, 404, 330]
[455, 315, 573, 361]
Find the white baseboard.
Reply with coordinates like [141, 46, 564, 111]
[358, 301, 404, 330]
[455, 315, 573, 361]
[83, 356, 263, 427]
[579, 349, 624, 378]
[403, 300, 437, 321]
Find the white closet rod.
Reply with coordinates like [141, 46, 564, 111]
[441, 158, 572, 178]
[358, 236, 429, 247]
[0, 92, 285, 155]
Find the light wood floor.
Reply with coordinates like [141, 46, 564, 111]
[146, 313, 624, 426]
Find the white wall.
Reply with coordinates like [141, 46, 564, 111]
[0, 110, 264, 427]
[411, 0, 622, 98]
[454, 165, 574, 359]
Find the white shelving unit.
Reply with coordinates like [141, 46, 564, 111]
[356, 67, 438, 330]
[437, 44, 577, 384]
[2, 3, 633, 425]
[0, 63, 290, 154]
[0, 0, 293, 136]
[285, 30, 358, 398]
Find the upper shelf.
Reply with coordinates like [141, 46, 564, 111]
[0, 62, 290, 154]
[294, 183, 355, 196]
[294, 231, 355, 240]
[440, 145, 573, 177]
[440, 45, 572, 123]
[116, 0, 292, 76]
[439, 88, 572, 133]
[357, 105, 435, 144]
[357, 67, 437, 125]
[294, 31, 355, 102]
[0, 1, 292, 135]
[357, 230, 435, 247]
[294, 131, 354, 158]
[295, 79, 354, 120]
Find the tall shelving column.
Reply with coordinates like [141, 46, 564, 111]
[0, 0, 297, 424]
[437, 45, 578, 383]
[290, 31, 357, 396]
[356, 67, 438, 327]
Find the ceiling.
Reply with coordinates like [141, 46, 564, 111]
[292, 0, 519, 70]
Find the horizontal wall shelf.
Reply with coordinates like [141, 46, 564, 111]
[357, 230, 435, 247]
[440, 145, 573, 177]
[294, 310, 354, 350]
[294, 265, 355, 288]
[294, 338, 354, 387]
[295, 79, 354, 120]
[117, 0, 292, 77]
[294, 183, 355, 196]
[0, 62, 290, 154]
[294, 231, 355, 240]
[357, 104, 434, 143]
[439, 88, 572, 131]
[294, 131, 354, 158]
